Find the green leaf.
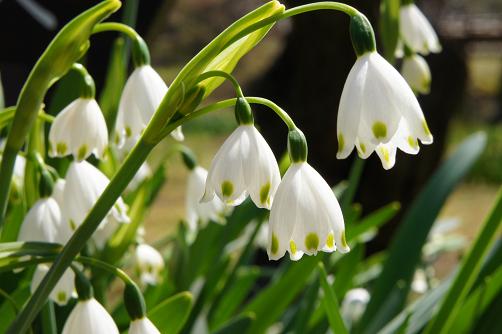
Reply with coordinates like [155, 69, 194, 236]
[333, 244, 364, 300]
[448, 266, 502, 333]
[98, 37, 127, 134]
[379, 0, 400, 63]
[212, 313, 255, 334]
[424, 186, 502, 334]
[360, 132, 487, 333]
[318, 263, 349, 334]
[0, 282, 30, 334]
[346, 202, 400, 243]
[378, 276, 454, 334]
[148, 291, 193, 334]
[243, 256, 318, 334]
[209, 266, 261, 330]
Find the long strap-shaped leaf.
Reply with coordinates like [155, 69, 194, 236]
[359, 132, 487, 333]
[424, 187, 502, 334]
[318, 262, 349, 334]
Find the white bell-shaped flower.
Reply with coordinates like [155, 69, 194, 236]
[62, 161, 129, 232]
[268, 162, 349, 261]
[134, 243, 165, 285]
[62, 297, 119, 334]
[18, 197, 68, 244]
[31, 264, 75, 306]
[336, 51, 433, 170]
[341, 288, 370, 326]
[400, 3, 441, 55]
[115, 65, 183, 147]
[202, 125, 281, 209]
[401, 54, 431, 95]
[128, 317, 161, 334]
[186, 166, 225, 231]
[49, 98, 108, 161]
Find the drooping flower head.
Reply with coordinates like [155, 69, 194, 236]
[49, 98, 108, 161]
[31, 264, 76, 306]
[337, 14, 433, 169]
[202, 97, 281, 209]
[115, 64, 183, 147]
[134, 243, 165, 286]
[61, 161, 129, 234]
[268, 129, 349, 261]
[401, 53, 431, 95]
[399, 2, 441, 55]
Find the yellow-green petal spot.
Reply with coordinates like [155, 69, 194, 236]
[221, 181, 234, 198]
[57, 291, 66, 303]
[69, 219, 77, 231]
[422, 119, 432, 136]
[359, 142, 366, 154]
[372, 121, 387, 139]
[56, 142, 67, 155]
[77, 144, 88, 160]
[260, 182, 271, 205]
[326, 233, 334, 249]
[271, 233, 279, 254]
[380, 146, 390, 163]
[125, 126, 132, 138]
[337, 133, 345, 153]
[407, 136, 418, 149]
[290, 240, 297, 254]
[305, 233, 319, 251]
[341, 231, 348, 249]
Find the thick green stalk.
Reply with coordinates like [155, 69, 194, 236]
[40, 302, 56, 334]
[424, 187, 502, 334]
[6, 138, 154, 334]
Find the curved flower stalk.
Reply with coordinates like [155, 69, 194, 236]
[115, 64, 184, 148]
[49, 98, 108, 161]
[337, 15, 433, 170]
[61, 160, 129, 232]
[128, 317, 161, 334]
[401, 53, 431, 95]
[31, 264, 75, 306]
[399, 2, 441, 55]
[268, 129, 349, 260]
[134, 243, 165, 286]
[202, 98, 281, 208]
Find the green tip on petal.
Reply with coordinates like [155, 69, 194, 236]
[422, 119, 432, 137]
[372, 122, 387, 139]
[77, 144, 88, 161]
[221, 181, 234, 198]
[326, 233, 334, 249]
[56, 142, 67, 155]
[260, 182, 271, 206]
[271, 233, 279, 255]
[290, 240, 297, 255]
[305, 233, 319, 252]
[408, 136, 418, 149]
[337, 133, 345, 153]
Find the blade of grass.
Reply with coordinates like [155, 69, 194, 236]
[318, 262, 348, 334]
[424, 186, 502, 334]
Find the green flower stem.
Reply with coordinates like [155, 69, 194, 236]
[75, 256, 135, 286]
[223, 2, 359, 49]
[194, 71, 244, 97]
[92, 22, 150, 66]
[71, 63, 96, 98]
[7, 138, 154, 334]
[40, 301, 56, 334]
[424, 187, 502, 334]
[161, 96, 296, 137]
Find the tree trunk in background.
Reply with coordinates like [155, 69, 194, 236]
[250, 0, 467, 252]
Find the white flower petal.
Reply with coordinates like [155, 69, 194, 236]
[18, 198, 61, 243]
[49, 98, 108, 161]
[242, 127, 281, 209]
[375, 143, 397, 170]
[401, 54, 431, 94]
[134, 244, 164, 286]
[400, 4, 441, 55]
[31, 264, 75, 306]
[129, 317, 161, 334]
[337, 55, 367, 159]
[62, 298, 119, 334]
